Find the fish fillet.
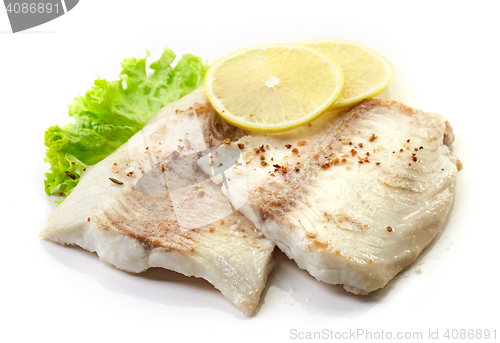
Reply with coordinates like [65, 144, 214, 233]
[209, 99, 460, 295]
[40, 88, 275, 316]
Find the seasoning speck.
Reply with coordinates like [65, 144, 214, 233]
[386, 226, 393, 232]
[238, 143, 245, 149]
[285, 144, 292, 149]
[65, 171, 76, 180]
[109, 178, 123, 185]
[261, 161, 268, 166]
[224, 138, 231, 145]
[292, 148, 299, 154]
[297, 141, 306, 146]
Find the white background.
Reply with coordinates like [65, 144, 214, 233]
[1, 1, 500, 342]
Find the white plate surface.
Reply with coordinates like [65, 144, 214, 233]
[1, 1, 499, 342]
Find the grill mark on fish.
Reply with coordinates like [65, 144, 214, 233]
[96, 186, 197, 254]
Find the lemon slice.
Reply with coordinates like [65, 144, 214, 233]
[298, 39, 394, 109]
[205, 44, 344, 133]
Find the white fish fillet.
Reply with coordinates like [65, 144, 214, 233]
[210, 99, 461, 295]
[40, 88, 275, 316]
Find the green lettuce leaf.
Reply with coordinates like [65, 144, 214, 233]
[44, 48, 208, 199]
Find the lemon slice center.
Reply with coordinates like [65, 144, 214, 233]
[265, 76, 280, 88]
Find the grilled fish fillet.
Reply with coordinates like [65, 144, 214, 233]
[211, 99, 460, 295]
[40, 88, 275, 316]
